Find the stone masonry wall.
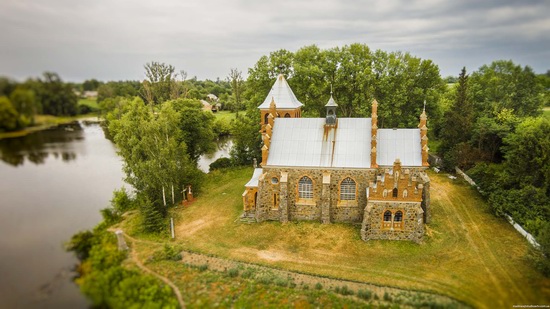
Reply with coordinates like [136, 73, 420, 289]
[361, 201, 424, 243]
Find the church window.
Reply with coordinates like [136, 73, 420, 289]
[383, 211, 392, 222]
[394, 211, 403, 222]
[298, 176, 313, 199]
[264, 113, 269, 124]
[392, 187, 398, 198]
[284, 113, 291, 118]
[272, 193, 279, 209]
[383, 189, 388, 197]
[271, 177, 279, 184]
[340, 177, 356, 200]
[403, 189, 408, 198]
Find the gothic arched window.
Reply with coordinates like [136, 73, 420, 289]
[392, 187, 398, 198]
[383, 210, 392, 222]
[340, 177, 356, 201]
[298, 176, 313, 199]
[394, 211, 403, 222]
[264, 113, 269, 124]
[284, 113, 291, 118]
[403, 189, 408, 198]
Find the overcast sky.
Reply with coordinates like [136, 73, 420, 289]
[0, 0, 549, 82]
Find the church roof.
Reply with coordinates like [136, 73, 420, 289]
[325, 95, 338, 107]
[244, 168, 264, 187]
[266, 118, 423, 168]
[267, 118, 372, 168]
[377, 129, 422, 166]
[258, 74, 303, 109]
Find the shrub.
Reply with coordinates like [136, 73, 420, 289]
[383, 292, 392, 301]
[315, 282, 323, 290]
[198, 264, 208, 272]
[357, 289, 372, 300]
[228, 268, 239, 278]
[209, 157, 232, 171]
[111, 188, 134, 213]
[241, 268, 255, 279]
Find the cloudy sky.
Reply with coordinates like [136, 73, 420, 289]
[0, 0, 549, 82]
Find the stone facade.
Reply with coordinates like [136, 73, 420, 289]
[248, 161, 430, 243]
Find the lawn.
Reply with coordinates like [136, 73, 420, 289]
[543, 107, 550, 119]
[213, 110, 237, 122]
[125, 167, 550, 308]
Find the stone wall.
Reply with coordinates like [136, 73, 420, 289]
[361, 201, 424, 243]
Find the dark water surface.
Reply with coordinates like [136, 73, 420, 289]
[0, 121, 125, 308]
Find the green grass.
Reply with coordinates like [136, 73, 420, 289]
[78, 97, 99, 110]
[123, 167, 550, 308]
[0, 114, 97, 139]
[213, 110, 237, 121]
[543, 107, 550, 119]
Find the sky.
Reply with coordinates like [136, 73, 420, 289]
[0, 0, 549, 82]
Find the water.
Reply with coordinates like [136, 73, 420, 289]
[0, 121, 125, 308]
[197, 136, 233, 172]
[0, 121, 232, 308]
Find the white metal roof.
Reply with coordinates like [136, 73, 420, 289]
[267, 118, 372, 168]
[258, 74, 303, 110]
[244, 168, 264, 187]
[377, 129, 422, 166]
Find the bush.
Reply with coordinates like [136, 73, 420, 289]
[100, 207, 121, 225]
[315, 282, 323, 290]
[357, 289, 372, 300]
[153, 244, 182, 261]
[228, 268, 239, 278]
[66, 230, 95, 261]
[383, 292, 392, 301]
[241, 268, 255, 279]
[209, 157, 232, 171]
[111, 188, 134, 213]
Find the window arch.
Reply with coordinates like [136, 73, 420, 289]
[264, 113, 269, 124]
[284, 113, 291, 118]
[340, 177, 356, 201]
[394, 211, 403, 222]
[298, 176, 313, 199]
[392, 187, 398, 198]
[383, 211, 392, 222]
[383, 189, 388, 198]
[403, 189, 408, 198]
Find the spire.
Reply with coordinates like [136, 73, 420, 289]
[371, 99, 379, 168]
[419, 101, 429, 167]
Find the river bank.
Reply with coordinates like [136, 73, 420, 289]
[0, 113, 100, 140]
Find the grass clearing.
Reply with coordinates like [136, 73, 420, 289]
[213, 111, 237, 122]
[543, 107, 550, 119]
[124, 167, 550, 308]
[78, 98, 99, 110]
[0, 114, 97, 139]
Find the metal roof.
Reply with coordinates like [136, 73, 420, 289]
[258, 74, 303, 110]
[325, 95, 338, 107]
[244, 168, 264, 187]
[377, 129, 422, 166]
[267, 118, 372, 168]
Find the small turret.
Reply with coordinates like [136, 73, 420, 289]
[325, 92, 337, 126]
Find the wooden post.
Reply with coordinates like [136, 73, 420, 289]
[162, 187, 166, 206]
[170, 217, 175, 239]
[171, 185, 175, 205]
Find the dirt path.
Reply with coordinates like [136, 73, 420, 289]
[117, 231, 186, 309]
[180, 249, 463, 307]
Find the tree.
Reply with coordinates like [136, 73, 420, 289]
[227, 68, 244, 113]
[141, 62, 176, 105]
[10, 86, 36, 126]
[0, 96, 19, 132]
[170, 99, 216, 161]
[31, 72, 78, 116]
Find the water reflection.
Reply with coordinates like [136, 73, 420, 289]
[0, 122, 83, 166]
[198, 136, 233, 172]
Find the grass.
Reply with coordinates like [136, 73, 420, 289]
[543, 107, 550, 119]
[123, 167, 550, 308]
[213, 110, 237, 121]
[78, 97, 100, 110]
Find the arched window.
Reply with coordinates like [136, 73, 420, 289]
[394, 211, 403, 222]
[340, 177, 356, 200]
[284, 113, 291, 118]
[383, 211, 392, 222]
[298, 176, 313, 199]
[403, 189, 408, 198]
[264, 113, 269, 124]
[392, 187, 398, 198]
[383, 189, 388, 198]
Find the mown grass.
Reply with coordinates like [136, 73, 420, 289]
[78, 97, 100, 110]
[125, 167, 550, 308]
[213, 110, 237, 122]
[543, 107, 550, 119]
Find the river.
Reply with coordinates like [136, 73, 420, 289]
[0, 120, 231, 308]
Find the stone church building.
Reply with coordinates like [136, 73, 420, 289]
[242, 74, 431, 242]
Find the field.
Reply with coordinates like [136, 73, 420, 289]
[123, 167, 550, 308]
[78, 97, 100, 110]
[543, 107, 550, 119]
[213, 110, 237, 122]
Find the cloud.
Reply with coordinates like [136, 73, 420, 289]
[0, 0, 548, 81]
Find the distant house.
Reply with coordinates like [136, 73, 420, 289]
[206, 94, 219, 102]
[200, 100, 213, 112]
[242, 74, 431, 243]
[83, 91, 98, 98]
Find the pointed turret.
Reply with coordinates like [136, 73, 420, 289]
[325, 90, 338, 126]
[371, 99, 379, 168]
[258, 74, 303, 128]
[419, 101, 429, 167]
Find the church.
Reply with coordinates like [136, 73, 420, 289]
[242, 74, 431, 243]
